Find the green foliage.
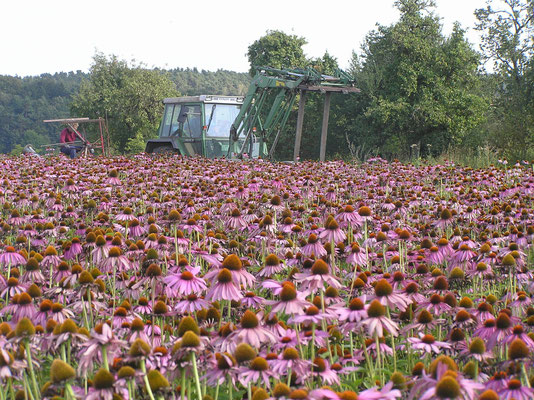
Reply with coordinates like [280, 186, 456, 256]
[475, 0, 534, 160]
[345, 0, 488, 159]
[247, 30, 308, 76]
[9, 144, 25, 156]
[125, 131, 149, 154]
[0, 67, 251, 154]
[167, 68, 251, 96]
[71, 53, 179, 152]
[0, 72, 84, 153]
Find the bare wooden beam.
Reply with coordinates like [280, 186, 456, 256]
[43, 118, 104, 123]
[43, 118, 90, 123]
[293, 90, 307, 161]
[319, 92, 332, 162]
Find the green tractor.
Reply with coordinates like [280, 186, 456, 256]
[144, 95, 261, 158]
[145, 67, 359, 160]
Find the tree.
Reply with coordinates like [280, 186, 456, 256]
[71, 53, 179, 153]
[475, 0, 534, 159]
[345, 0, 487, 159]
[246, 30, 308, 76]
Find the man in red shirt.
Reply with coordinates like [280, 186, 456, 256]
[60, 123, 82, 158]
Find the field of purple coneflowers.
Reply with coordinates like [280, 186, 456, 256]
[1, 155, 534, 400]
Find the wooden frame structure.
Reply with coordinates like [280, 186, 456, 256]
[293, 85, 360, 162]
[43, 117, 110, 157]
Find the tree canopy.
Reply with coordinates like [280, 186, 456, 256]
[347, 0, 487, 158]
[475, 0, 534, 159]
[246, 30, 308, 76]
[71, 53, 179, 152]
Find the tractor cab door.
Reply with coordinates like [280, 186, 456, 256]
[203, 103, 242, 158]
[160, 103, 203, 155]
[176, 104, 203, 155]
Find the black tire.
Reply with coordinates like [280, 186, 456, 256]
[152, 146, 176, 155]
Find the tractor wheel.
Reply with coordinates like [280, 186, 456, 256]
[152, 146, 176, 155]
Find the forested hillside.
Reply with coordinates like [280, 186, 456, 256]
[0, 69, 250, 154]
[0, 72, 85, 154]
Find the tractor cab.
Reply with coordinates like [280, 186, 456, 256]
[145, 95, 259, 158]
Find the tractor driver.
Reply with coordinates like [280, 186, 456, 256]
[59, 123, 83, 159]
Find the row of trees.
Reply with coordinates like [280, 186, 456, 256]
[245, 0, 533, 161]
[1, 0, 532, 161]
[0, 72, 85, 154]
[0, 65, 250, 154]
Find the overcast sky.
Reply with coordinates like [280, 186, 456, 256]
[1, 0, 488, 77]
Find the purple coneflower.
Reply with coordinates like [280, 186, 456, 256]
[487, 312, 513, 349]
[498, 379, 534, 400]
[0, 246, 26, 266]
[403, 282, 427, 304]
[434, 208, 454, 229]
[346, 243, 368, 266]
[226, 208, 248, 230]
[301, 234, 327, 258]
[115, 207, 136, 221]
[336, 204, 363, 227]
[203, 352, 237, 387]
[228, 310, 277, 349]
[459, 336, 493, 363]
[293, 259, 342, 295]
[266, 283, 311, 316]
[237, 355, 277, 389]
[175, 294, 211, 314]
[408, 333, 451, 355]
[319, 217, 346, 244]
[241, 291, 264, 308]
[11, 292, 37, 322]
[310, 357, 339, 386]
[360, 300, 399, 338]
[417, 294, 452, 316]
[289, 305, 326, 326]
[1, 277, 27, 298]
[370, 279, 411, 312]
[204, 268, 243, 302]
[163, 266, 207, 297]
[257, 254, 285, 278]
[205, 254, 255, 289]
[270, 347, 310, 383]
[100, 247, 131, 274]
[337, 297, 368, 323]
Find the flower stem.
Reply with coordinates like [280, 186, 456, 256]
[287, 367, 292, 387]
[102, 345, 109, 371]
[65, 382, 77, 400]
[523, 364, 531, 388]
[375, 336, 382, 384]
[181, 367, 186, 400]
[24, 341, 39, 400]
[214, 382, 220, 400]
[191, 353, 202, 400]
[140, 359, 156, 400]
[311, 324, 316, 364]
[22, 373, 35, 400]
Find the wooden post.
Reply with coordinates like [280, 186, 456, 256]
[293, 90, 307, 162]
[319, 92, 332, 162]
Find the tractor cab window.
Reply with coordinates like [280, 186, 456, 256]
[161, 104, 178, 137]
[169, 105, 182, 135]
[178, 105, 202, 138]
[205, 104, 241, 137]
